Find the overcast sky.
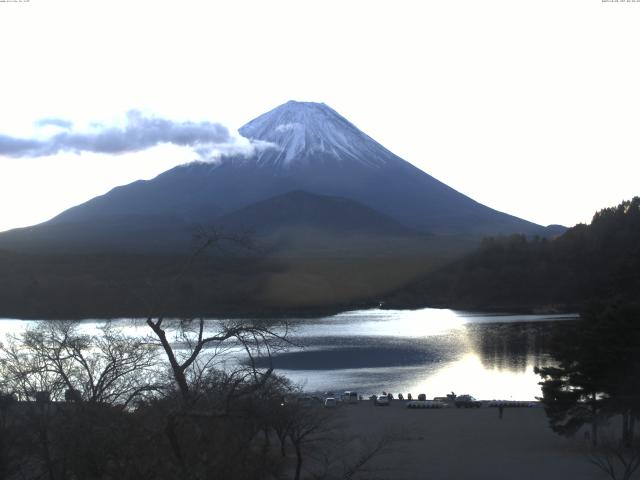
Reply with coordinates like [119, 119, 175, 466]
[0, 0, 638, 232]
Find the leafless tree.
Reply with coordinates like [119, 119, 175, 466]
[340, 433, 396, 480]
[588, 429, 640, 480]
[0, 321, 162, 407]
[273, 401, 397, 480]
[137, 230, 301, 480]
[0, 321, 165, 480]
[280, 403, 336, 480]
[306, 423, 397, 480]
[142, 228, 292, 403]
[145, 316, 291, 405]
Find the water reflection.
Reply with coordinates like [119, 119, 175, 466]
[265, 311, 577, 400]
[465, 321, 569, 373]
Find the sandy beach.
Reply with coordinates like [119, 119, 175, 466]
[326, 400, 608, 480]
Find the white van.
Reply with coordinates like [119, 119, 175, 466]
[342, 391, 359, 404]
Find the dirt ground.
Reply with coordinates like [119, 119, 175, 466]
[325, 400, 609, 480]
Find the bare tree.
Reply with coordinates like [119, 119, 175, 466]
[145, 317, 290, 405]
[275, 401, 397, 480]
[0, 321, 165, 480]
[340, 433, 396, 480]
[141, 228, 292, 404]
[282, 403, 336, 480]
[588, 430, 640, 480]
[0, 321, 162, 408]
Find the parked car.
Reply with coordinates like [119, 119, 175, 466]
[374, 395, 390, 406]
[417, 393, 427, 401]
[431, 399, 448, 408]
[324, 397, 337, 408]
[454, 394, 482, 408]
[342, 391, 359, 403]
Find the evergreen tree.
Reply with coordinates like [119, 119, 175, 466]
[535, 303, 640, 446]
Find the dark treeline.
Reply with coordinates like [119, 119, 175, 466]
[387, 197, 640, 311]
[0, 250, 423, 319]
[0, 248, 458, 319]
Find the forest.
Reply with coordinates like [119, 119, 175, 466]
[388, 197, 640, 312]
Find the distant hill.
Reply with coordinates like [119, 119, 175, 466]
[218, 190, 412, 236]
[215, 190, 428, 256]
[386, 197, 640, 311]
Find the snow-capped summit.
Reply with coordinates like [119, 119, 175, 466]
[238, 101, 399, 168]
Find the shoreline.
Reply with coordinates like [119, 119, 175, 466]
[0, 303, 580, 322]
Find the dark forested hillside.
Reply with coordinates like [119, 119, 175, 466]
[0, 237, 472, 319]
[387, 197, 640, 311]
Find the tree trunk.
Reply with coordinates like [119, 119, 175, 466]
[146, 319, 191, 402]
[294, 443, 303, 480]
[263, 428, 270, 452]
[277, 432, 286, 457]
[39, 423, 56, 480]
[165, 414, 186, 470]
[591, 393, 598, 447]
[623, 411, 630, 447]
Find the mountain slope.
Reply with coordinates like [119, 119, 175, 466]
[0, 214, 197, 253]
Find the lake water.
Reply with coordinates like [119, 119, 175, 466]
[0, 308, 578, 401]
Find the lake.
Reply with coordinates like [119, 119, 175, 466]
[0, 308, 578, 400]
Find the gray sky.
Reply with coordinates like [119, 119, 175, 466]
[0, 0, 638, 232]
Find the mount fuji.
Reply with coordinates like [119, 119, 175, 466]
[0, 101, 555, 254]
